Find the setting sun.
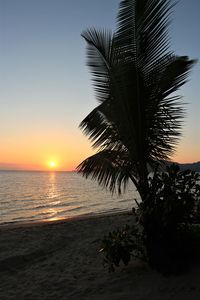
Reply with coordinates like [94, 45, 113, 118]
[48, 161, 57, 168]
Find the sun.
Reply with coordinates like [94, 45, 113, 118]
[48, 161, 57, 168]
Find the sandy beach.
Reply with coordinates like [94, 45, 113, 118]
[1, 212, 200, 300]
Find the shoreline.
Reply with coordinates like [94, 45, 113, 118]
[0, 209, 132, 230]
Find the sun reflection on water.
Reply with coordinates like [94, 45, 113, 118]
[43, 172, 60, 221]
[47, 172, 59, 200]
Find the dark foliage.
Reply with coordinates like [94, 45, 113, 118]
[142, 164, 200, 273]
[100, 224, 145, 272]
[101, 165, 200, 274]
[142, 164, 200, 230]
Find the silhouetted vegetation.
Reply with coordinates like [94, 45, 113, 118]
[100, 224, 145, 272]
[141, 164, 200, 273]
[78, 0, 199, 274]
[100, 165, 200, 274]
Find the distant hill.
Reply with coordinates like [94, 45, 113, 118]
[178, 161, 200, 172]
[164, 161, 200, 172]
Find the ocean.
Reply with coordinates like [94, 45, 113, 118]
[0, 170, 139, 225]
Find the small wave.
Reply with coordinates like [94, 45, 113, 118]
[119, 198, 134, 203]
[0, 200, 10, 205]
[12, 216, 27, 221]
[20, 194, 33, 200]
[59, 205, 83, 213]
[33, 201, 81, 210]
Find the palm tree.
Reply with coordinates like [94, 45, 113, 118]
[77, 0, 196, 205]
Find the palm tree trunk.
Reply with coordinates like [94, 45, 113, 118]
[137, 161, 149, 202]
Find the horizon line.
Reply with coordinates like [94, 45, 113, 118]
[0, 169, 76, 172]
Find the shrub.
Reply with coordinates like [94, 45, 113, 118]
[100, 224, 145, 272]
[141, 164, 200, 273]
[143, 164, 200, 230]
[100, 164, 200, 274]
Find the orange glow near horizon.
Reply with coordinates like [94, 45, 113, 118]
[0, 130, 198, 171]
[0, 149, 199, 172]
[0, 132, 95, 171]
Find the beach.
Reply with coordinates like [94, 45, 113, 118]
[1, 212, 200, 300]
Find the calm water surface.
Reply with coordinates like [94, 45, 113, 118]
[0, 171, 139, 225]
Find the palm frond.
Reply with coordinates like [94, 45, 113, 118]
[81, 28, 114, 103]
[145, 55, 197, 160]
[77, 149, 138, 194]
[116, 0, 174, 70]
[79, 101, 124, 151]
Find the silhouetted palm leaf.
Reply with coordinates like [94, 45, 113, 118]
[77, 0, 196, 200]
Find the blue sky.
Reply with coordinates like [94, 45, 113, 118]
[0, 0, 199, 170]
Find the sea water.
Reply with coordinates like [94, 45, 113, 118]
[0, 171, 139, 225]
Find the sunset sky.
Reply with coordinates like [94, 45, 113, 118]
[0, 0, 199, 171]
